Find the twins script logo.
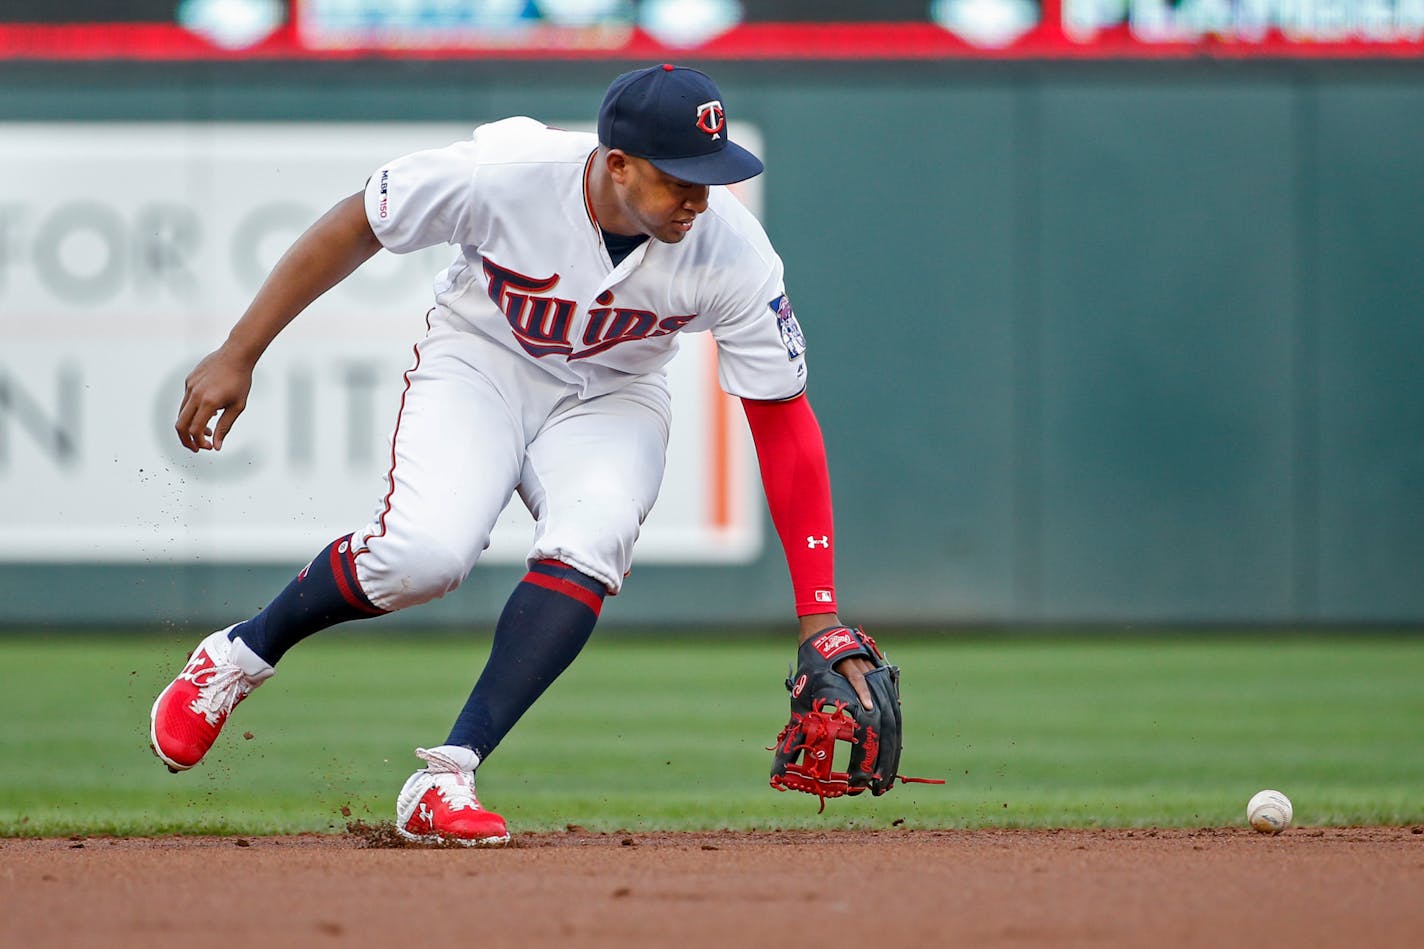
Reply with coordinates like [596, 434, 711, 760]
[483, 258, 695, 359]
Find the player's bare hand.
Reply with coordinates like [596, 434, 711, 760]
[834, 656, 877, 710]
[175, 347, 255, 452]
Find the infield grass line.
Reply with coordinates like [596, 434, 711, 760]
[1, 631, 1420, 836]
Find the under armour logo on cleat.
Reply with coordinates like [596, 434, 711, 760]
[417, 801, 433, 829]
[176, 653, 213, 684]
[806, 536, 829, 549]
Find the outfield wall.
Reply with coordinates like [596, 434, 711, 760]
[1, 61, 1421, 628]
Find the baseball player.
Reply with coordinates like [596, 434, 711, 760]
[149, 64, 878, 846]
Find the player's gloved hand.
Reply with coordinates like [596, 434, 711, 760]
[769, 625, 943, 811]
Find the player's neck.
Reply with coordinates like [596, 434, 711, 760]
[585, 149, 643, 238]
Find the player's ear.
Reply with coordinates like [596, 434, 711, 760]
[605, 149, 634, 184]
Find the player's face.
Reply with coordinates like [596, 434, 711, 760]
[616, 156, 710, 244]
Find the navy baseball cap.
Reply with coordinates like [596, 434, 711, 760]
[598, 64, 764, 186]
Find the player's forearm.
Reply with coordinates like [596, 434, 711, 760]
[741, 393, 839, 618]
[797, 612, 841, 643]
[222, 191, 382, 365]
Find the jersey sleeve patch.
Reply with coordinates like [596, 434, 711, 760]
[769, 294, 807, 360]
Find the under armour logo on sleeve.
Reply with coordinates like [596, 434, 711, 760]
[806, 536, 829, 549]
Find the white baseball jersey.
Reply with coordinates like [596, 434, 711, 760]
[363, 117, 808, 402]
[348, 118, 809, 605]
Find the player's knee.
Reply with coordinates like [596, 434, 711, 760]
[357, 532, 475, 610]
[537, 495, 643, 591]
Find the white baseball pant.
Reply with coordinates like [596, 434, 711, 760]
[349, 321, 672, 611]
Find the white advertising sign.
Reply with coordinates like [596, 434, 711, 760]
[0, 122, 763, 564]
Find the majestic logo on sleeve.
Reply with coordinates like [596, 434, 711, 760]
[770, 294, 806, 360]
[483, 258, 695, 360]
[696, 100, 725, 140]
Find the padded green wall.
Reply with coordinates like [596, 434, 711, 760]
[2, 62, 1420, 627]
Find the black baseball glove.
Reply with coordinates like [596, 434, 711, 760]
[769, 625, 942, 810]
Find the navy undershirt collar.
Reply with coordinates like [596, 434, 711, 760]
[601, 228, 649, 267]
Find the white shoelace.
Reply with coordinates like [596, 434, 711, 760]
[186, 663, 253, 725]
[431, 772, 481, 811]
[416, 748, 481, 811]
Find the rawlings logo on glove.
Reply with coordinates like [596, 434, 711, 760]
[770, 625, 943, 811]
[811, 628, 862, 662]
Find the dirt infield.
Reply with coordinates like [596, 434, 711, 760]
[3, 826, 1421, 947]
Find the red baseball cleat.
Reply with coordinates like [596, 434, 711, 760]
[396, 746, 510, 847]
[149, 627, 275, 772]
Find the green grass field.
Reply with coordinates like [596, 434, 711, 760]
[2, 631, 1421, 837]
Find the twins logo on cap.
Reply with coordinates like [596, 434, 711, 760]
[696, 100, 725, 139]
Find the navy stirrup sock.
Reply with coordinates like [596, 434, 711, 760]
[446, 559, 607, 761]
[229, 533, 385, 666]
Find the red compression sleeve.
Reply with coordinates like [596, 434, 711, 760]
[741, 393, 837, 616]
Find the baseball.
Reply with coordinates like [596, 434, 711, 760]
[1247, 789, 1293, 834]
